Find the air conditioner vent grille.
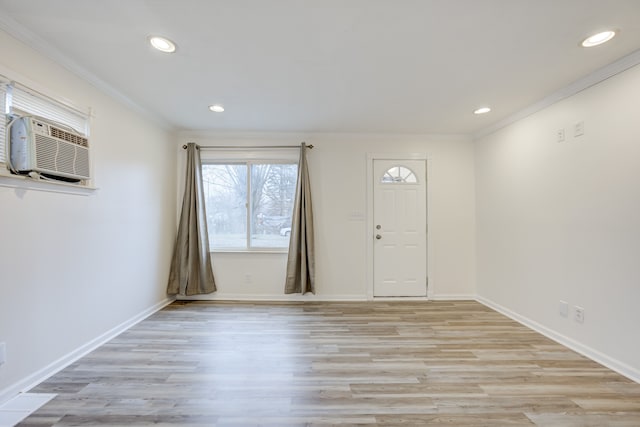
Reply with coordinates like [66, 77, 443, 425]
[33, 133, 90, 179]
[50, 126, 88, 147]
[34, 134, 57, 172]
[10, 116, 91, 181]
[58, 143, 75, 174]
[75, 149, 90, 177]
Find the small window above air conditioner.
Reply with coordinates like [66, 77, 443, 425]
[2, 77, 91, 185]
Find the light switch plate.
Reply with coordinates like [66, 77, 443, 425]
[0, 342, 6, 365]
[559, 300, 569, 317]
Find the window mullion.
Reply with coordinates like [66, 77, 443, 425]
[246, 162, 252, 250]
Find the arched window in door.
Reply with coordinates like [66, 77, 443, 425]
[380, 165, 418, 184]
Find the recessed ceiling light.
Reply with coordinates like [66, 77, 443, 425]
[209, 104, 225, 113]
[474, 107, 491, 115]
[149, 36, 176, 53]
[581, 30, 616, 47]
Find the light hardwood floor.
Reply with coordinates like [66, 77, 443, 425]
[18, 301, 640, 426]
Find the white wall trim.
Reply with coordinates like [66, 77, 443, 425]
[177, 293, 367, 302]
[180, 293, 476, 302]
[476, 295, 640, 384]
[0, 297, 175, 405]
[0, 14, 171, 131]
[370, 296, 429, 302]
[0, 170, 97, 195]
[474, 48, 640, 140]
[430, 294, 476, 301]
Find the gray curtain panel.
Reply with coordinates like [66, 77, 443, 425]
[167, 143, 217, 296]
[285, 143, 315, 294]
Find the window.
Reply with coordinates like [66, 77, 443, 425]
[202, 162, 298, 250]
[10, 83, 88, 135]
[381, 165, 417, 184]
[0, 77, 8, 164]
[1, 75, 92, 191]
[1, 78, 89, 165]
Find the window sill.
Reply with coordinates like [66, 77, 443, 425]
[0, 170, 97, 196]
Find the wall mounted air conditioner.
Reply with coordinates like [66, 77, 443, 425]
[8, 116, 90, 182]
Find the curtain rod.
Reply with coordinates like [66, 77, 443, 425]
[182, 143, 313, 150]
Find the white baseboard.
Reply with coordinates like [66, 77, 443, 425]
[179, 293, 477, 302]
[0, 297, 175, 405]
[430, 293, 476, 301]
[370, 296, 429, 301]
[476, 295, 640, 384]
[177, 293, 367, 302]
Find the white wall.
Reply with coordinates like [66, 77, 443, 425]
[0, 30, 177, 400]
[475, 64, 640, 380]
[177, 132, 476, 301]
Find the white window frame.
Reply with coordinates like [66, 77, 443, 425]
[0, 71, 94, 194]
[380, 165, 419, 184]
[0, 76, 9, 166]
[200, 149, 299, 253]
[9, 82, 89, 135]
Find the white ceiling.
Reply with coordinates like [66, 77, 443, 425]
[1, 0, 640, 135]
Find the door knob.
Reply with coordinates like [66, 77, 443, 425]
[376, 234, 382, 240]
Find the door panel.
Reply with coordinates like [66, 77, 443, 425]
[373, 159, 427, 297]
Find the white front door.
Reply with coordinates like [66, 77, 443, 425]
[373, 159, 427, 297]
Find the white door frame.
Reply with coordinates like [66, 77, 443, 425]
[366, 152, 433, 300]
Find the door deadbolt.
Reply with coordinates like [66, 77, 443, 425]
[376, 224, 381, 229]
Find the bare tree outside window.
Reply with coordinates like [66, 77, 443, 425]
[202, 162, 298, 250]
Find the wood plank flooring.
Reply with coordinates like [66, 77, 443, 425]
[18, 301, 640, 426]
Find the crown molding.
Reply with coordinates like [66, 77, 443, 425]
[474, 48, 640, 140]
[3, 11, 639, 139]
[0, 14, 173, 131]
